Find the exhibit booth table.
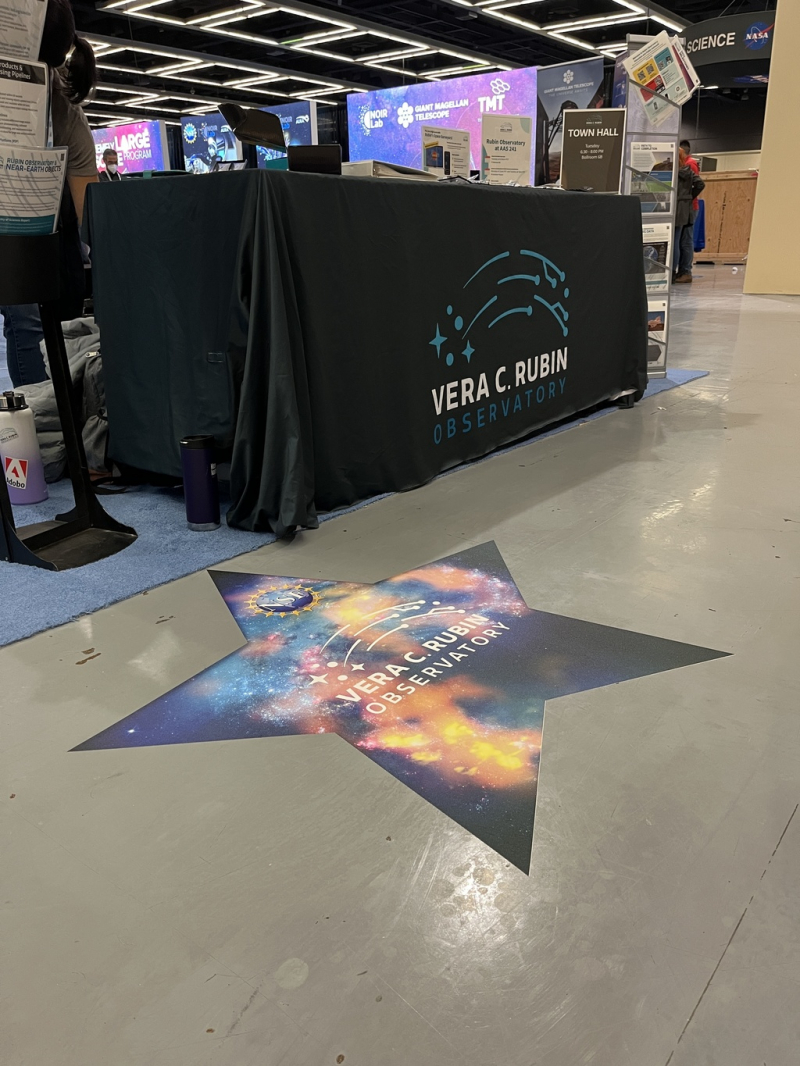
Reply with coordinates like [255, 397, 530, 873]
[87, 170, 647, 535]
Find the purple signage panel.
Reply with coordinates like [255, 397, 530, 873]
[92, 120, 169, 174]
[347, 67, 538, 182]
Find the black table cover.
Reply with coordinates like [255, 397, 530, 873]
[88, 170, 647, 535]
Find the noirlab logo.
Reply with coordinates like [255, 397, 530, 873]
[359, 106, 388, 133]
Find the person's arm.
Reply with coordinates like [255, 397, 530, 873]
[68, 173, 99, 226]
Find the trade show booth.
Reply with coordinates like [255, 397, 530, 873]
[87, 169, 648, 535]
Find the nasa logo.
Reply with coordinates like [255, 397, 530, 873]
[183, 122, 197, 145]
[251, 586, 319, 616]
[4, 455, 28, 490]
[744, 21, 772, 50]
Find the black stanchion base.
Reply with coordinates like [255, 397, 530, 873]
[0, 517, 58, 570]
[0, 232, 139, 571]
[16, 520, 136, 569]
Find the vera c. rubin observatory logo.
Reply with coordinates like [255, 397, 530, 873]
[73, 544, 727, 873]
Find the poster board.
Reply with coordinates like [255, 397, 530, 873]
[480, 114, 532, 185]
[560, 108, 626, 192]
[421, 125, 470, 179]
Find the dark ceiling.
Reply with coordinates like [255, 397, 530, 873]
[73, 0, 776, 127]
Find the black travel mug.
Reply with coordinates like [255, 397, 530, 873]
[179, 435, 220, 531]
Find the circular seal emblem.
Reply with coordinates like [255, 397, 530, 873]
[251, 586, 319, 616]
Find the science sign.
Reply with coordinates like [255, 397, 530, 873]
[535, 57, 604, 185]
[684, 12, 774, 87]
[347, 66, 538, 182]
[92, 120, 169, 174]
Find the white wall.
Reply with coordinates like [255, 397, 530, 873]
[697, 150, 760, 172]
[744, 0, 800, 295]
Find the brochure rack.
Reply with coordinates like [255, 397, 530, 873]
[0, 232, 136, 569]
[621, 77, 681, 380]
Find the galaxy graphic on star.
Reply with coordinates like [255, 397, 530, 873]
[74, 543, 727, 872]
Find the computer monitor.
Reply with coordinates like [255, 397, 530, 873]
[287, 145, 342, 175]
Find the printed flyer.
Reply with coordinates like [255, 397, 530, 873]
[627, 141, 676, 214]
[0, 146, 67, 234]
[647, 298, 668, 369]
[0, 55, 49, 147]
[0, 0, 46, 60]
[623, 31, 700, 127]
[642, 221, 673, 295]
[481, 114, 532, 186]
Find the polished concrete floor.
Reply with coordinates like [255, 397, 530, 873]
[2, 268, 799, 1065]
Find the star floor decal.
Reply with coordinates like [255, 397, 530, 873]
[74, 543, 728, 872]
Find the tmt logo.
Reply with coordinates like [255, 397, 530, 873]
[479, 78, 511, 114]
[396, 102, 415, 129]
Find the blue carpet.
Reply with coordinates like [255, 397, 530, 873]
[1, 369, 707, 646]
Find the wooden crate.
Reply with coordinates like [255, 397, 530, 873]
[697, 170, 758, 264]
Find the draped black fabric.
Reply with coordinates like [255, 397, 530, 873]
[88, 171, 647, 536]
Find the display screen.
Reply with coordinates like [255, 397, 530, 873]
[92, 121, 168, 174]
[256, 101, 317, 167]
[346, 67, 538, 181]
[181, 112, 240, 172]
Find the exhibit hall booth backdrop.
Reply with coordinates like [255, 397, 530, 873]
[347, 66, 539, 183]
[92, 120, 170, 175]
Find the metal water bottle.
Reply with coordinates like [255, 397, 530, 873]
[179, 434, 220, 530]
[0, 391, 48, 505]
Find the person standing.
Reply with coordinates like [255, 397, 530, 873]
[0, 0, 99, 387]
[99, 148, 122, 181]
[674, 146, 705, 284]
[677, 139, 701, 282]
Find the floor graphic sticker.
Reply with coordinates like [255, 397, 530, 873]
[75, 543, 728, 872]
